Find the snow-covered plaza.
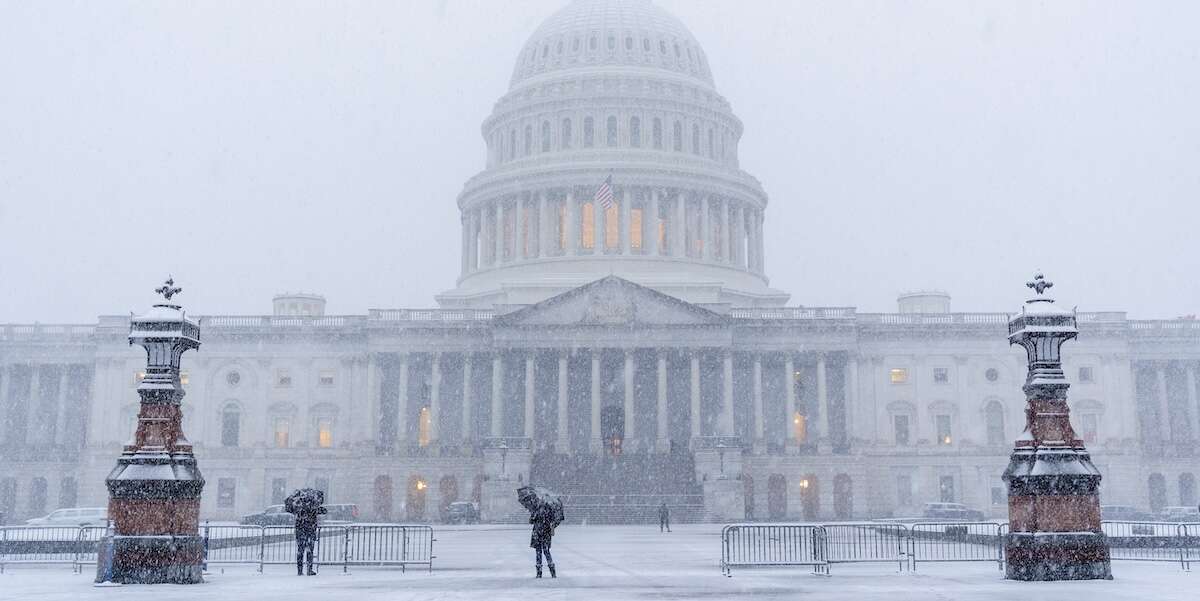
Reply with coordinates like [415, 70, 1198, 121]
[3, 524, 1195, 601]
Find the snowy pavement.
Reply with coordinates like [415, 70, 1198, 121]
[2, 524, 1195, 600]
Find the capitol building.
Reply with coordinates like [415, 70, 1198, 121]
[2, 0, 1198, 524]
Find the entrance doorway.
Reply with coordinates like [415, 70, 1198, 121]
[601, 405, 624, 456]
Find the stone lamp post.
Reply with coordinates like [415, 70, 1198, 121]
[96, 278, 205, 584]
[1002, 274, 1111, 580]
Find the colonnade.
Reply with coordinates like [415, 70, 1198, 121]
[0, 364, 85, 449]
[460, 187, 766, 277]
[371, 349, 848, 454]
[1141, 360, 1200, 444]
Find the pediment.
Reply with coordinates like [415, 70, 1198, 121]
[495, 277, 726, 327]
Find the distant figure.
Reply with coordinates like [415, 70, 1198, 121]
[285, 488, 327, 576]
[518, 486, 564, 579]
[659, 502, 671, 533]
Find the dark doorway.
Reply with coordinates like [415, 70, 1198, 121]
[601, 405, 624, 456]
[767, 474, 787, 519]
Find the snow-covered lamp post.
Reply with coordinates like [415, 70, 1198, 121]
[1002, 274, 1111, 580]
[96, 278, 205, 584]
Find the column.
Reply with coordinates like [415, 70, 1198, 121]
[461, 354, 473, 443]
[624, 350, 636, 445]
[700, 195, 711, 261]
[721, 352, 734, 436]
[1157, 363, 1171, 442]
[54, 367, 70, 445]
[429, 353, 441, 444]
[752, 355, 764, 442]
[689, 352, 701, 440]
[494, 199, 506, 264]
[656, 351, 668, 452]
[784, 355, 797, 444]
[24, 365, 39, 444]
[524, 355, 536, 438]
[397, 354, 409, 445]
[720, 199, 731, 263]
[491, 353, 503, 437]
[648, 188, 660, 256]
[672, 192, 686, 257]
[537, 190, 549, 258]
[1188, 363, 1199, 442]
[755, 210, 766, 272]
[590, 351, 602, 449]
[460, 216, 470, 275]
[732, 204, 744, 267]
[846, 355, 859, 445]
[469, 209, 480, 270]
[366, 354, 380, 443]
[593, 190, 604, 255]
[0, 365, 8, 444]
[816, 354, 829, 443]
[620, 187, 632, 254]
[518, 196, 530, 260]
[565, 190, 578, 255]
[556, 352, 570, 452]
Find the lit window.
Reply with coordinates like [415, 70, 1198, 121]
[418, 407, 431, 447]
[792, 412, 807, 444]
[133, 371, 146, 386]
[894, 415, 910, 446]
[180, 371, 190, 386]
[936, 414, 952, 445]
[558, 202, 567, 250]
[317, 418, 333, 449]
[890, 368, 908, 384]
[276, 369, 292, 387]
[933, 368, 948, 384]
[985, 368, 999, 382]
[217, 478, 236, 508]
[1079, 367, 1094, 382]
[1080, 413, 1098, 443]
[630, 208, 643, 250]
[319, 370, 335, 386]
[581, 202, 595, 249]
[274, 418, 290, 448]
[604, 203, 619, 249]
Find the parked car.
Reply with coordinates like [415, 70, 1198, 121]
[240, 503, 359, 526]
[922, 502, 985, 521]
[1158, 506, 1200, 522]
[25, 507, 108, 526]
[1100, 505, 1155, 522]
[445, 501, 480, 524]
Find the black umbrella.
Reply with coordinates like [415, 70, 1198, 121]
[285, 488, 325, 513]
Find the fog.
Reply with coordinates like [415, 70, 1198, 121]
[1, 0, 1197, 321]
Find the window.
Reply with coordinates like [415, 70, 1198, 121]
[217, 478, 236, 508]
[221, 405, 240, 447]
[276, 369, 291, 387]
[624, 36, 632, 51]
[541, 121, 551, 152]
[896, 475, 913, 507]
[589, 36, 597, 51]
[271, 478, 287, 504]
[933, 367, 949, 383]
[643, 38, 650, 52]
[991, 486, 1005, 505]
[418, 407, 431, 447]
[572, 38, 580, 52]
[604, 202, 619, 249]
[583, 117, 594, 147]
[939, 476, 956, 503]
[691, 124, 700, 154]
[1080, 413, 1098, 443]
[581, 202, 595, 249]
[629, 116, 641, 147]
[672, 121, 682, 151]
[607, 35, 615, 51]
[317, 418, 334, 449]
[561, 118, 572, 149]
[660, 40, 667, 54]
[894, 415, 910, 446]
[180, 371, 190, 386]
[1079, 367, 1094, 382]
[889, 368, 908, 384]
[792, 412, 807, 443]
[985, 401, 1005, 445]
[274, 418, 290, 448]
[708, 128, 714, 157]
[226, 371, 241, 387]
[652, 118, 663, 149]
[316, 369, 334, 386]
[985, 368, 999, 382]
[556, 40, 563, 55]
[606, 116, 618, 147]
[935, 414, 952, 445]
[524, 125, 532, 156]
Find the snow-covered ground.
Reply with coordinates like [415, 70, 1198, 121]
[2, 524, 1194, 600]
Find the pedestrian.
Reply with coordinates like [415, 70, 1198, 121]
[518, 486, 564, 579]
[658, 501, 671, 533]
[285, 488, 327, 576]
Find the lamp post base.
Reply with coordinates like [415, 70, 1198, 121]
[1004, 532, 1112, 581]
[95, 535, 205, 584]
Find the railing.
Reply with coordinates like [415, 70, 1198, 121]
[720, 524, 828, 576]
[823, 523, 909, 571]
[368, 309, 495, 322]
[728, 307, 855, 320]
[0, 524, 109, 574]
[909, 522, 1004, 571]
[0, 324, 96, 340]
[1102, 521, 1194, 570]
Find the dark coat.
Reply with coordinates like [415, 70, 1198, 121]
[658, 504, 670, 521]
[529, 503, 556, 550]
[285, 493, 327, 539]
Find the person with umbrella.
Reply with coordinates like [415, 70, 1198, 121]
[285, 488, 327, 576]
[518, 486, 563, 579]
[658, 501, 671, 533]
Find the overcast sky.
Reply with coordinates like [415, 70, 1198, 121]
[1, 0, 1197, 322]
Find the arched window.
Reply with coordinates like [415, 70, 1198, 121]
[672, 121, 682, 152]
[800, 474, 819, 520]
[629, 116, 641, 148]
[541, 121, 551, 152]
[583, 117, 595, 148]
[221, 403, 241, 447]
[984, 400, 1005, 446]
[691, 124, 700, 154]
[523, 125, 532, 156]
[606, 116, 618, 147]
[1148, 473, 1167, 512]
[1180, 473, 1197, 506]
[561, 118, 572, 149]
[652, 118, 663, 149]
[407, 475, 427, 521]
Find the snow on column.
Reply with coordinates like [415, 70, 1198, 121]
[699, 195, 710, 261]
[816, 353, 829, 444]
[689, 352, 701, 440]
[537, 190, 549, 258]
[494, 199, 505, 264]
[672, 192, 686, 257]
[720, 199, 731, 263]
[752, 355, 764, 442]
[461, 354, 473, 444]
[524, 355, 535, 438]
[556, 352, 569, 453]
[656, 351, 668, 452]
[624, 350, 635, 445]
[397, 353, 410, 446]
[721, 351, 734, 436]
[1156, 363, 1171, 441]
[590, 351, 601, 450]
[429, 353, 441, 444]
[490, 354, 503, 437]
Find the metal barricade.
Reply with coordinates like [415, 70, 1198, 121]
[0, 526, 91, 573]
[1102, 521, 1187, 567]
[202, 524, 269, 572]
[823, 523, 909, 572]
[720, 523, 828, 576]
[909, 522, 1004, 571]
[344, 525, 436, 572]
[1181, 523, 1199, 572]
[73, 524, 109, 573]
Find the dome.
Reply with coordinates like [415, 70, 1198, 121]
[510, 0, 714, 90]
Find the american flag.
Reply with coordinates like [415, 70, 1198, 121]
[593, 174, 615, 210]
